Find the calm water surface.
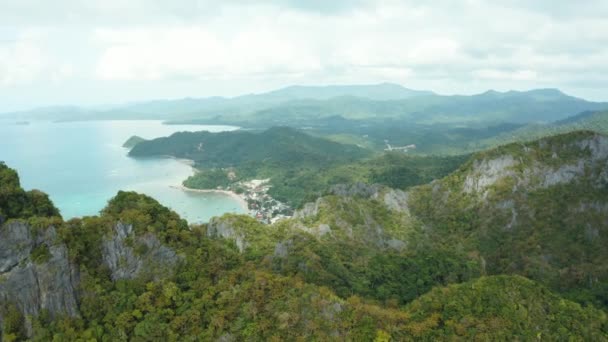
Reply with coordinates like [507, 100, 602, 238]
[0, 120, 246, 223]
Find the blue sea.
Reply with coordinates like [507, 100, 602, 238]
[0, 120, 246, 223]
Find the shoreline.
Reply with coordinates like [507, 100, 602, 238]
[163, 156, 195, 166]
[170, 185, 249, 212]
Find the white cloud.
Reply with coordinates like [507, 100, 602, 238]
[94, 26, 322, 81]
[0, 29, 78, 88]
[473, 69, 538, 81]
[1, 0, 608, 109]
[0, 33, 47, 86]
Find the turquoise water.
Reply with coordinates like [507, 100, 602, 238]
[0, 120, 246, 223]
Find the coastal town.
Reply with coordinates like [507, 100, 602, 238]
[228, 178, 293, 224]
[177, 177, 293, 224]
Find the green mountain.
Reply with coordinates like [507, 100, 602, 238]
[1, 156, 607, 340]
[475, 110, 608, 150]
[258, 82, 434, 101]
[167, 88, 607, 127]
[409, 130, 608, 306]
[1, 83, 432, 122]
[403, 275, 607, 340]
[129, 126, 369, 167]
[130, 129, 608, 310]
[194, 130, 608, 309]
[5, 85, 605, 128]
[130, 127, 373, 206]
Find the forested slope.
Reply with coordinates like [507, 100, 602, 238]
[2, 131, 608, 340]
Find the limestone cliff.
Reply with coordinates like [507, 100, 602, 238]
[102, 222, 179, 281]
[0, 220, 179, 337]
[0, 222, 79, 335]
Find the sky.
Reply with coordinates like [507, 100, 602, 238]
[1, 0, 607, 111]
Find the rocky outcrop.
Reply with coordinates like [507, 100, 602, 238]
[541, 160, 585, 187]
[576, 134, 608, 161]
[102, 222, 179, 281]
[329, 183, 382, 198]
[463, 133, 608, 196]
[293, 197, 326, 220]
[206, 217, 248, 252]
[0, 220, 181, 337]
[383, 189, 410, 214]
[273, 240, 293, 258]
[0, 222, 80, 335]
[463, 155, 516, 194]
[295, 184, 410, 219]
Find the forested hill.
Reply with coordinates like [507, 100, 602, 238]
[1, 151, 607, 340]
[129, 126, 370, 167]
[407, 130, 608, 306]
[0, 162, 59, 221]
[476, 110, 608, 149]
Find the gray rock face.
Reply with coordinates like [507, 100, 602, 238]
[293, 197, 326, 220]
[463, 155, 516, 194]
[0, 222, 80, 335]
[273, 240, 293, 258]
[0, 221, 33, 273]
[329, 183, 382, 198]
[102, 222, 179, 281]
[316, 224, 332, 236]
[386, 239, 406, 251]
[542, 160, 586, 187]
[383, 189, 410, 214]
[577, 134, 608, 161]
[207, 217, 248, 252]
[463, 134, 608, 196]
[0, 220, 180, 337]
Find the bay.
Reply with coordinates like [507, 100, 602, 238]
[0, 120, 246, 223]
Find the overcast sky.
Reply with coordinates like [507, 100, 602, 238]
[1, 0, 607, 111]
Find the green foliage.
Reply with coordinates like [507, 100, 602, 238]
[183, 168, 233, 189]
[1, 303, 27, 341]
[367, 153, 469, 189]
[4, 131, 608, 341]
[0, 162, 60, 221]
[102, 191, 189, 245]
[130, 126, 369, 167]
[58, 216, 112, 274]
[133, 127, 385, 207]
[409, 130, 608, 309]
[403, 276, 608, 340]
[31, 244, 52, 264]
[179, 133, 468, 207]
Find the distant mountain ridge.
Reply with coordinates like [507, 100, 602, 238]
[257, 82, 435, 101]
[475, 110, 608, 149]
[0, 83, 430, 120]
[3, 84, 606, 127]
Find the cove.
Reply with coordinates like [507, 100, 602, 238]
[0, 120, 246, 223]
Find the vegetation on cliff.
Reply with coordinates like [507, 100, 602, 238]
[2, 130, 608, 340]
[0, 162, 60, 221]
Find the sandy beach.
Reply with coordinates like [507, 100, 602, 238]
[163, 156, 195, 166]
[171, 185, 249, 212]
